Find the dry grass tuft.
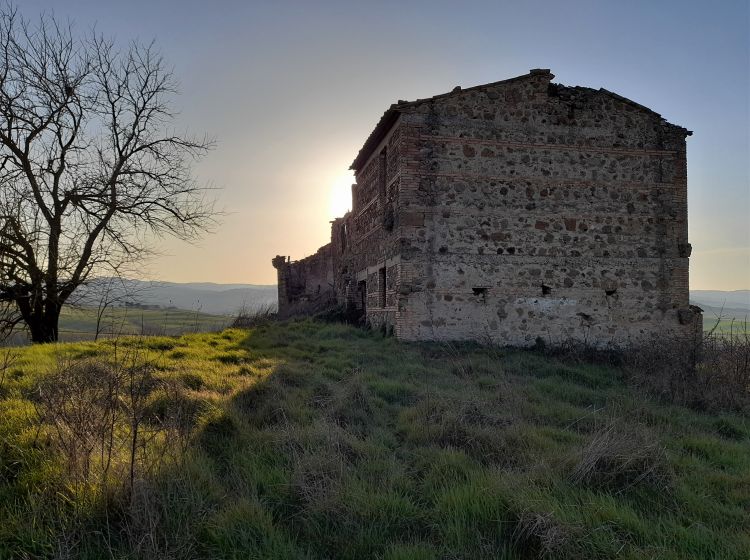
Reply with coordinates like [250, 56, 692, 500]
[570, 421, 674, 494]
[280, 420, 358, 511]
[231, 304, 277, 329]
[513, 511, 580, 559]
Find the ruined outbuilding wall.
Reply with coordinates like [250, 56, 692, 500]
[272, 244, 336, 314]
[394, 71, 695, 346]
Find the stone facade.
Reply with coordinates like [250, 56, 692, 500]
[273, 69, 700, 347]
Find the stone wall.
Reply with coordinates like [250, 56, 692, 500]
[272, 244, 336, 315]
[394, 70, 696, 346]
[274, 69, 698, 347]
[342, 120, 406, 332]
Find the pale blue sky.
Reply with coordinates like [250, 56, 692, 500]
[19, 0, 750, 288]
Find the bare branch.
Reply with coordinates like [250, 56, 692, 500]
[0, 5, 216, 342]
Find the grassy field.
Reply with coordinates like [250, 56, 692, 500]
[0, 321, 748, 559]
[56, 306, 230, 340]
[703, 316, 750, 336]
[697, 304, 749, 336]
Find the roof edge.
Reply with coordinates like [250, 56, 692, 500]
[351, 69, 553, 171]
[598, 88, 692, 136]
[350, 69, 692, 171]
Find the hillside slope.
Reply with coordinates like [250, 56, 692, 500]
[691, 290, 750, 312]
[75, 279, 278, 315]
[0, 322, 748, 559]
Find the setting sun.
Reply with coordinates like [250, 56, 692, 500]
[328, 169, 354, 219]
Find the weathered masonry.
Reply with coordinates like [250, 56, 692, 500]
[273, 69, 700, 346]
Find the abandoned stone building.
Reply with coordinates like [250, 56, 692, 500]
[273, 69, 700, 346]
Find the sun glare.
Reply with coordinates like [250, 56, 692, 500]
[328, 170, 354, 219]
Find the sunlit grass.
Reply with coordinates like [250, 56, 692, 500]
[0, 320, 748, 559]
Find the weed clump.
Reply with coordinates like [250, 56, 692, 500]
[569, 422, 674, 495]
[713, 417, 747, 440]
[278, 420, 359, 515]
[178, 371, 205, 390]
[233, 376, 305, 428]
[231, 304, 276, 329]
[513, 511, 581, 559]
[199, 413, 239, 466]
[627, 329, 750, 412]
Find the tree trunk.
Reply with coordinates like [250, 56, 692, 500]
[26, 308, 60, 343]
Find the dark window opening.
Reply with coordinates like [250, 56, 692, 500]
[357, 280, 366, 311]
[379, 267, 386, 308]
[340, 223, 347, 251]
[383, 207, 394, 232]
[541, 284, 551, 296]
[472, 287, 488, 303]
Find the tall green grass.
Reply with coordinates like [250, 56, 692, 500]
[0, 320, 748, 559]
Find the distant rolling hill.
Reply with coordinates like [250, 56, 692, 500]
[75, 279, 278, 316]
[690, 290, 749, 333]
[690, 290, 750, 313]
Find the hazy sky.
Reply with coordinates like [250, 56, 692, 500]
[18, 0, 750, 289]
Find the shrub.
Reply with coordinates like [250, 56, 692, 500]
[33, 348, 193, 502]
[231, 303, 277, 329]
[313, 304, 365, 325]
[536, 338, 624, 368]
[627, 329, 750, 411]
[35, 357, 125, 490]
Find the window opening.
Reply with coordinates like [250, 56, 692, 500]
[379, 267, 386, 308]
[357, 280, 366, 311]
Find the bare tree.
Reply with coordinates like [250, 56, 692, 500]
[0, 6, 215, 342]
[90, 276, 127, 341]
[70, 275, 145, 341]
